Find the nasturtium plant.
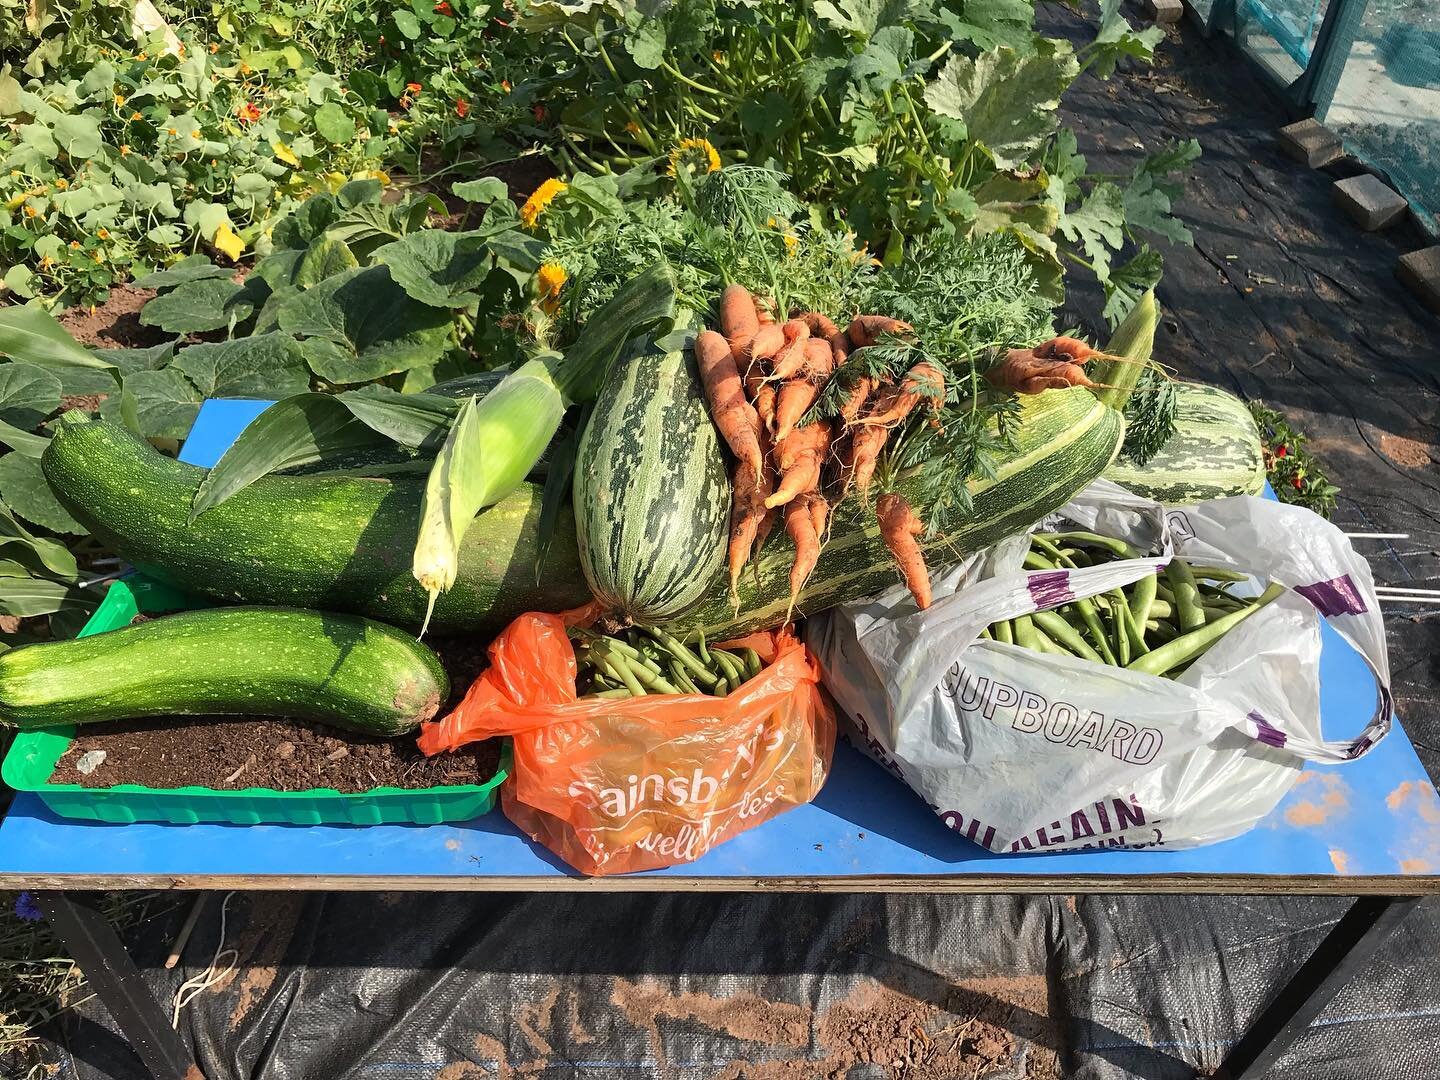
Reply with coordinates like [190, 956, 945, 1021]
[0, 13, 389, 305]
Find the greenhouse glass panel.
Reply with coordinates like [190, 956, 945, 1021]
[1318, 0, 1440, 230]
[1235, 0, 1332, 84]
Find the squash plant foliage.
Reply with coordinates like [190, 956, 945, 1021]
[492, 0, 1198, 322]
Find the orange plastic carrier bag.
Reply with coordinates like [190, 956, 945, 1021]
[418, 613, 836, 876]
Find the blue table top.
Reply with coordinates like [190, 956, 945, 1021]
[0, 397, 1436, 893]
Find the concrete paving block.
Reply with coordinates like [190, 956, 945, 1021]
[1143, 0, 1184, 23]
[1277, 117, 1343, 169]
[1333, 174, 1409, 231]
[1395, 247, 1440, 315]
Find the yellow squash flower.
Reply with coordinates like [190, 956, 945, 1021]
[519, 178, 567, 229]
[212, 222, 245, 261]
[667, 137, 721, 177]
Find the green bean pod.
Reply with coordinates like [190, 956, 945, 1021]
[1129, 571, 1158, 629]
[1165, 561, 1206, 632]
[1127, 583, 1285, 677]
[1075, 598, 1118, 665]
[1039, 531, 1141, 559]
[1032, 610, 1104, 662]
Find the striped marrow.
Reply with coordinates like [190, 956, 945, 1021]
[572, 334, 729, 622]
[1105, 383, 1265, 504]
[675, 387, 1125, 637]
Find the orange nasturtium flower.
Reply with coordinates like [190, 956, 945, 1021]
[406, 82, 423, 95]
[434, 1, 454, 14]
[237, 102, 262, 124]
[209, 43, 219, 54]
[519, 178, 566, 228]
[97, 228, 110, 239]
[119, 145, 130, 156]
[131, 111, 144, 121]
[455, 98, 470, 118]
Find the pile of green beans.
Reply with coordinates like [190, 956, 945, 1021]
[983, 531, 1286, 679]
[573, 626, 762, 698]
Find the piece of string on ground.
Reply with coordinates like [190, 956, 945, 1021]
[172, 890, 238, 1029]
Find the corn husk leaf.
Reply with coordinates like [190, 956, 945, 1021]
[412, 362, 566, 628]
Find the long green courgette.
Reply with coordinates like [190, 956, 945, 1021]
[0, 606, 447, 735]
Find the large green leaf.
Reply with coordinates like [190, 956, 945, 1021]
[372, 230, 505, 308]
[139, 278, 254, 334]
[0, 419, 49, 457]
[1085, 0, 1165, 79]
[937, 0, 1037, 51]
[0, 305, 115, 371]
[924, 45, 1077, 169]
[93, 340, 178, 375]
[967, 171, 1060, 240]
[0, 576, 98, 618]
[336, 385, 457, 447]
[1059, 181, 1126, 280]
[52, 113, 102, 158]
[0, 363, 62, 430]
[133, 255, 235, 291]
[0, 506, 78, 580]
[278, 265, 451, 385]
[171, 333, 310, 399]
[294, 236, 359, 288]
[189, 393, 384, 518]
[0, 451, 84, 533]
[98, 369, 202, 440]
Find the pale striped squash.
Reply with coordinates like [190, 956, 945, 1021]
[1105, 383, 1265, 504]
[572, 335, 729, 622]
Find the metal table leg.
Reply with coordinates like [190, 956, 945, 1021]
[1212, 894, 1422, 1080]
[34, 890, 201, 1080]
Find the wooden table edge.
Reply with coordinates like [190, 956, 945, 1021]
[1, 872, 1435, 894]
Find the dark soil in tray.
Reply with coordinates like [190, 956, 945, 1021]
[45, 634, 500, 794]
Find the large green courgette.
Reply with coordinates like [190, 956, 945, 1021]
[44, 412, 594, 635]
[0, 606, 447, 735]
[42, 295, 1155, 638]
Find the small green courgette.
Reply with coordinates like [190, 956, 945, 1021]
[0, 607, 448, 736]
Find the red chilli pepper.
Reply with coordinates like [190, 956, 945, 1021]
[1275, 445, 1288, 458]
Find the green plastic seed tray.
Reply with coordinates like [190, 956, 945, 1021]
[1, 577, 508, 826]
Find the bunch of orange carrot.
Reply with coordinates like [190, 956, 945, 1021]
[693, 284, 946, 614]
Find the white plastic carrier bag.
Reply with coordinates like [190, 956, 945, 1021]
[806, 480, 1393, 853]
